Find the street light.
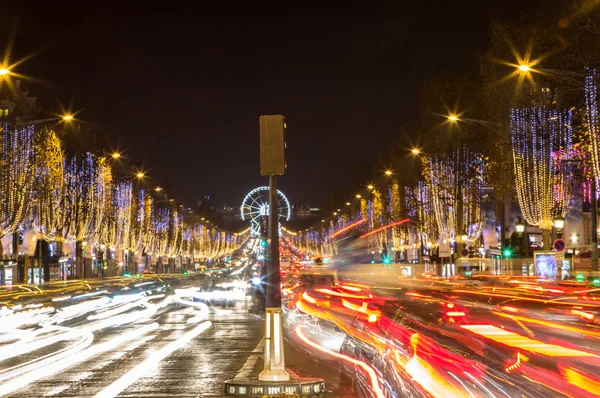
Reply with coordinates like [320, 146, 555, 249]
[355, 194, 361, 199]
[111, 152, 121, 159]
[518, 64, 532, 72]
[554, 216, 564, 239]
[155, 186, 162, 192]
[0, 68, 9, 76]
[136, 171, 145, 179]
[345, 202, 351, 206]
[447, 114, 460, 122]
[385, 170, 393, 176]
[461, 231, 468, 243]
[62, 114, 74, 122]
[367, 185, 374, 190]
[516, 217, 525, 236]
[410, 148, 421, 155]
[554, 216, 564, 231]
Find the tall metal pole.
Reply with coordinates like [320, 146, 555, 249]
[266, 175, 282, 308]
[258, 174, 289, 382]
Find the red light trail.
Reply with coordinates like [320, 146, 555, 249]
[360, 218, 410, 238]
[330, 218, 367, 238]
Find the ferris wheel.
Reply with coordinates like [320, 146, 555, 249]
[241, 186, 291, 235]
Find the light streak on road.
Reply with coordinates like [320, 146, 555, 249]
[0, 323, 159, 397]
[460, 324, 597, 357]
[561, 366, 600, 396]
[295, 326, 385, 398]
[93, 321, 212, 398]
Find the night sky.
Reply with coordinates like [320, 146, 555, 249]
[1, 1, 535, 209]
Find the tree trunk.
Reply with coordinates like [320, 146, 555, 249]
[76, 240, 83, 279]
[542, 229, 551, 252]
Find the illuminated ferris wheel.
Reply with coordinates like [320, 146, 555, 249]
[241, 186, 291, 235]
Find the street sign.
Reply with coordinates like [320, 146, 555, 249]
[259, 115, 286, 176]
[439, 242, 451, 257]
[460, 248, 469, 257]
[553, 239, 566, 252]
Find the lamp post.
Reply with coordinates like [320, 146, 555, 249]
[516, 217, 526, 236]
[554, 216, 564, 240]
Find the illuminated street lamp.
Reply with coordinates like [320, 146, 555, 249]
[0, 68, 9, 76]
[111, 152, 121, 159]
[447, 114, 460, 122]
[515, 217, 525, 236]
[355, 194, 361, 199]
[554, 216, 564, 239]
[345, 202, 351, 206]
[367, 184, 374, 190]
[461, 231, 468, 243]
[155, 186, 163, 192]
[384, 170, 393, 176]
[554, 216, 564, 230]
[518, 64, 532, 72]
[410, 148, 421, 155]
[62, 114, 74, 122]
[136, 171, 145, 179]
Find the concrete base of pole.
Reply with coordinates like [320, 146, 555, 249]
[224, 377, 325, 397]
[259, 308, 289, 382]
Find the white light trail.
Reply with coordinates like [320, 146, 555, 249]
[93, 321, 212, 398]
[0, 323, 158, 397]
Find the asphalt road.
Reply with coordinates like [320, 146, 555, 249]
[1, 275, 358, 398]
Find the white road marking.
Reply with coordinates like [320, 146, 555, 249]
[234, 337, 265, 380]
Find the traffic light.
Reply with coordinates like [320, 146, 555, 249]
[576, 274, 585, 282]
[594, 278, 600, 287]
[259, 115, 286, 176]
[261, 239, 268, 248]
[383, 258, 391, 264]
[503, 248, 512, 257]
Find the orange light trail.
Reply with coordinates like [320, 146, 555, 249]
[360, 218, 410, 238]
[341, 299, 380, 322]
[492, 311, 600, 338]
[445, 311, 466, 317]
[461, 325, 596, 357]
[571, 310, 595, 320]
[339, 284, 362, 292]
[393, 336, 466, 398]
[330, 218, 367, 238]
[302, 291, 316, 304]
[315, 288, 372, 299]
[561, 366, 600, 396]
[295, 326, 385, 398]
[453, 289, 600, 308]
[505, 352, 522, 373]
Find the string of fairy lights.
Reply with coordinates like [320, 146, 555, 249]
[510, 106, 573, 231]
[0, 122, 249, 264]
[585, 67, 599, 187]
